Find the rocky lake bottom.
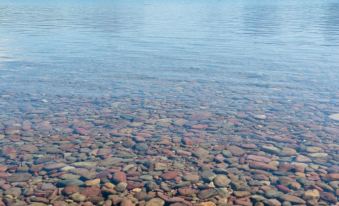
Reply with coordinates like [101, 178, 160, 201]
[0, 89, 338, 206]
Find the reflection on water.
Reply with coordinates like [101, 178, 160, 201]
[0, 0, 338, 205]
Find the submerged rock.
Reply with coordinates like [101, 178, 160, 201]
[213, 175, 231, 187]
[146, 198, 165, 206]
[6, 173, 32, 182]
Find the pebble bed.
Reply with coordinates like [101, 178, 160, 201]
[0, 90, 338, 206]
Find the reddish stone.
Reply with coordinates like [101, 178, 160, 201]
[62, 185, 79, 195]
[214, 154, 224, 163]
[0, 172, 10, 178]
[0, 184, 11, 190]
[127, 181, 144, 190]
[162, 149, 175, 157]
[1, 146, 16, 159]
[191, 124, 208, 129]
[178, 187, 197, 196]
[176, 150, 191, 156]
[112, 171, 127, 183]
[182, 138, 193, 146]
[276, 184, 290, 193]
[327, 173, 339, 181]
[234, 197, 252, 206]
[161, 171, 178, 180]
[80, 186, 101, 197]
[278, 163, 294, 172]
[190, 112, 212, 121]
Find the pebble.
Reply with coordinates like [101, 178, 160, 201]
[265, 199, 281, 206]
[183, 174, 200, 182]
[0, 165, 8, 172]
[306, 146, 323, 153]
[41, 183, 57, 190]
[280, 194, 306, 204]
[234, 191, 251, 197]
[161, 171, 178, 180]
[6, 173, 32, 182]
[30, 203, 48, 206]
[227, 145, 245, 156]
[307, 152, 328, 158]
[304, 189, 320, 204]
[154, 163, 168, 171]
[85, 178, 100, 186]
[320, 192, 337, 203]
[121, 198, 135, 206]
[4, 187, 22, 197]
[198, 189, 218, 199]
[247, 155, 271, 163]
[113, 171, 127, 183]
[146, 198, 165, 206]
[261, 145, 281, 155]
[57, 179, 84, 187]
[63, 185, 80, 195]
[72, 161, 97, 168]
[44, 162, 67, 170]
[222, 150, 232, 157]
[134, 143, 149, 151]
[249, 162, 277, 171]
[327, 173, 339, 181]
[178, 187, 197, 196]
[253, 114, 267, 120]
[198, 202, 216, 206]
[71, 192, 87, 202]
[193, 148, 210, 158]
[140, 175, 153, 181]
[213, 175, 231, 187]
[201, 171, 216, 182]
[295, 155, 312, 162]
[116, 182, 128, 192]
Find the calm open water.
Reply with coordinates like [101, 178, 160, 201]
[0, 0, 339, 205]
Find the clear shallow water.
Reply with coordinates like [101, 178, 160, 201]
[0, 0, 339, 205]
[1, 0, 339, 97]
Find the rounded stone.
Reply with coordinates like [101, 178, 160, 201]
[85, 178, 100, 186]
[71, 193, 87, 202]
[146, 198, 165, 206]
[57, 179, 84, 187]
[213, 175, 231, 187]
[112, 171, 127, 183]
[63, 185, 80, 195]
[6, 173, 32, 182]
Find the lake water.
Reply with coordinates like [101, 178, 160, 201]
[0, 0, 338, 205]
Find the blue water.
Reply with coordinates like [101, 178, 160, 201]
[1, 0, 339, 99]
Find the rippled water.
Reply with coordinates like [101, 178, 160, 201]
[0, 0, 338, 205]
